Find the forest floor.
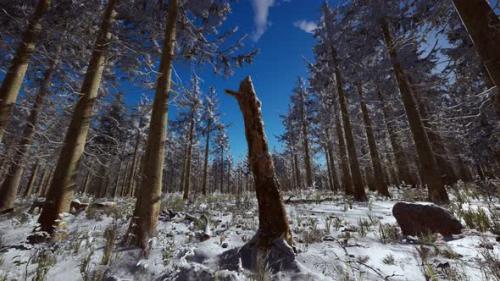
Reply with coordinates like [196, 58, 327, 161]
[0, 181, 499, 281]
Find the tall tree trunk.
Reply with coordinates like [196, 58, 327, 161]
[324, 146, 334, 191]
[0, 0, 51, 141]
[183, 117, 195, 200]
[0, 48, 60, 212]
[357, 86, 389, 196]
[81, 170, 91, 195]
[292, 152, 301, 189]
[327, 142, 341, 191]
[333, 101, 352, 195]
[298, 89, 314, 187]
[332, 52, 366, 201]
[126, 0, 178, 250]
[377, 90, 415, 187]
[37, 166, 50, 196]
[23, 161, 39, 198]
[452, 0, 500, 117]
[201, 120, 211, 195]
[35, 0, 118, 238]
[220, 148, 224, 193]
[126, 131, 141, 197]
[226, 77, 293, 269]
[380, 18, 449, 204]
[414, 93, 457, 185]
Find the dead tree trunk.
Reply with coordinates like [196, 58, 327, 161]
[452, 0, 500, 117]
[0, 48, 60, 212]
[380, 18, 449, 204]
[0, 0, 51, 141]
[126, 0, 178, 251]
[357, 85, 389, 196]
[225, 77, 294, 270]
[35, 0, 118, 239]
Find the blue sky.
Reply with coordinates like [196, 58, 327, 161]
[158, 0, 325, 159]
[119, 0, 326, 159]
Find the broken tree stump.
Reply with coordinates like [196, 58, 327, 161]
[224, 76, 295, 272]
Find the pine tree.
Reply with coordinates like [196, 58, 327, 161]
[0, 0, 51, 141]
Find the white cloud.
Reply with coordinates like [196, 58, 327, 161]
[293, 20, 317, 34]
[250, 0, 275, 41]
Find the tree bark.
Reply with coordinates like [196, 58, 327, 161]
[35, 0, 118, 238]
[126, 0, 178, 250]
[225, 77, 293, 268]
[452, 0, 500, 117]
[332, 53, 366, 201]
[380, 18, 449, 204]
[357, 85, 389, 196]
[0, 0, 51, 141]
[0, 49, 60, 211]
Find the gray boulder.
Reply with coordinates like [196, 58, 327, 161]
[392, 202, 462, 237]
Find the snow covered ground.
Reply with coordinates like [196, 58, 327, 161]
[0, 183, 499, 281]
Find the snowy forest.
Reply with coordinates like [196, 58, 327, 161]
[0, 0, 499, 280]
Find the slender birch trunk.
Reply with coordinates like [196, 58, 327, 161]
[35, 0, 118, 238]
[127, 0, 178, 250]
[0, 0, 51, 141]
[380, 18, 449, 204]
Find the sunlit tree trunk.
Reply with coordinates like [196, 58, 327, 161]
[127, 0, 178, 250]
[226, 77, 293, 264]
[380, 18, 449, 204]
[452, 0, 500, 117]
[0, 0, 51, 141]
[0, 48, 60, 212]
[35, 0, 119, 238]
[357, 85, 389, 196]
